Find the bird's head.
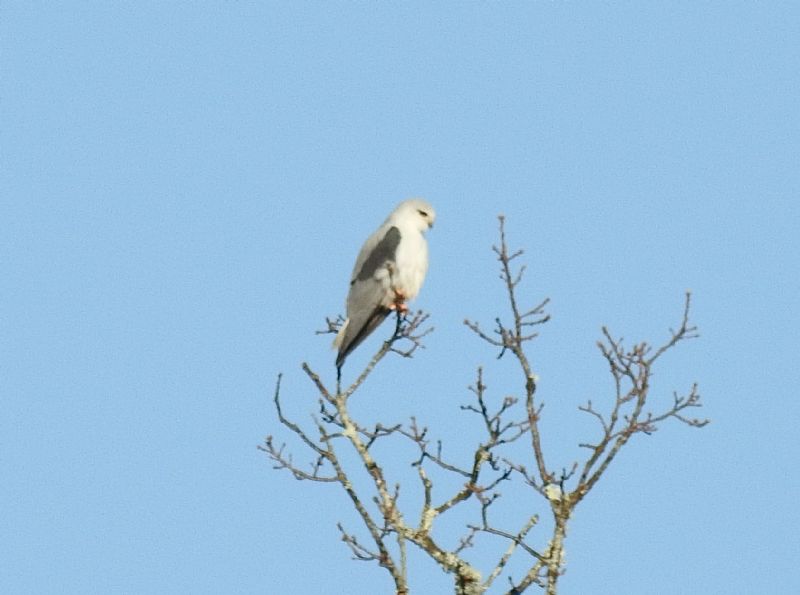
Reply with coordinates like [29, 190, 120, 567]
[393, 198, 436, 232]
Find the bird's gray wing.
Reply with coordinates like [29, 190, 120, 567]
[336, 226, 402, 367]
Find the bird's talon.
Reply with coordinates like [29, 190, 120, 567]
[393, 290, 409, 313]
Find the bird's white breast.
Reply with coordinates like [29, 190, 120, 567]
[392, 225, 429, 301]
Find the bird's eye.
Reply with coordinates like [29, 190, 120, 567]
[417, 209, 428, 217]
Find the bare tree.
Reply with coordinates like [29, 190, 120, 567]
[262, 216, 708, 594]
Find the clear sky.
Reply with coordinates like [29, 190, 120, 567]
[3, 2, 798, 594]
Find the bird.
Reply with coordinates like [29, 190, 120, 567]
[333, 198, 436, 370]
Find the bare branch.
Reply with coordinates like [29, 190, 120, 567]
[484, 513, 542, 590]
[316, 315, 346, 335]
[259, 436, 337, 482]
[337, 310, 434, 402]
[389, 310, 434, 358]
[574, 295, 708, 506]
[401, 418, 472, 477]
[301, 363, 334, 403]
[259, 374, 331, 469]
[648, 291, 699, 364]
[338, 522, 381, 562]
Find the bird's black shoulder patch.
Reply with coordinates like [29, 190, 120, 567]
[356, 226, 401, 282]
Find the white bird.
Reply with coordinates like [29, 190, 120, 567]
[334, 199, 436, 368]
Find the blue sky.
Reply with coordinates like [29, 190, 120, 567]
[3, 2, 798, 593]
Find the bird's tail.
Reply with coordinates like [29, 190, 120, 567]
[335, 309, 390, 368]
[332, 319, 349, 349]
